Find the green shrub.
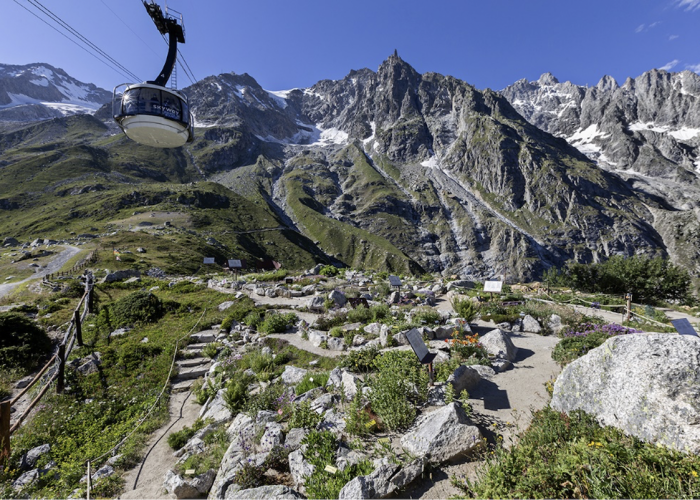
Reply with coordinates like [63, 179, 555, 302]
[288, 400, 323, 429]
[461, 407, 700, 499]
[221, 298, 258, 325]
[243, 310, 264, 328]
[111, 291, 164, 326]
[0, 313, 52, 371]
[258, 312, 297, 334]
[60, 279, 86, 299]
[223, 375, 253, 413]
[451, 297, 479, 322]
[295, 372, 329, 395]
[347, 305, 373, 324]
[368, 351, 429, 430]
[245, 383, 287, 417]
[410, 307, 442, 326]
[339, 345, 380, 373]
[167, 418, 208, 450]
[201, 342, 221, 359]
[370, 304, 391, 322]
[314, 313, 347, 331]
[345, 391, 373, 436]
[302, 430, 374, 499]
[169, 281, 205, 293]
[319, 265, 340, 277]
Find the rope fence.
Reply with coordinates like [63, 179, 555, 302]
[1, 272, 94, 460]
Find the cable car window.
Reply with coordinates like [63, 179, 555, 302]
[123, 90, 140, 115]
[162, 94, 181, 120]
[181, 100, 189, 124]
[140, 88, 161, 115]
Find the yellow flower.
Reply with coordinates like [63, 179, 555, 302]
[692, 471, 698, 478]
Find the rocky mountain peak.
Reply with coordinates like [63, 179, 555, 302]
[596, 75, 618, 92]
[538, 72, 559, 85]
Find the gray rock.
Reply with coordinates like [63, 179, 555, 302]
[352, 335, 366, 346]
[104, 269, 141, 283]
[400, 403, 482, 463]
[470, 364, 496, 379]
[20, 443, 50, 470]
[328, 290, 347, 307]
[548, 314, 563, 334]
[551, 334, 700, 454]
[225, 485, 304, 499]
[318, 408, 347, 434]
[388, 291, 401, 304]
[3, 237, 19, 247]
[199, 389, 232, 424]
[521, 314, 542, 333]
[326, 368, 342, 389]
[326, 336, 346, 351]
[338, 475, 375, 499]
[12, 469, 39, 490]
[76, 352, 102, 375]
[479, 329, 518, 362]
[288, 448, 315, 491]
[307, 295, 325, 312]
[308, 330, 328, 348]
[448, 365, 481, 394]
[259, 422, 284, 453]
[310, 393, 336, 413]
[282, 365, 308, 385]
[163, 468, 216, 499]
[218, 301, 235, 311]
[340, 370, 361, 400]
[284, 428, 309, 450]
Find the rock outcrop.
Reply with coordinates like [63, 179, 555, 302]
[551, 333, 700, 454]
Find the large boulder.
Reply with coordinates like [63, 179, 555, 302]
[448, 365, 481, 394]
[328, 290, 347, 307]
[20, 444, 50, 470]
[104, 269, 141, 283]
[400, 403, 482, 463]
[551, 334, 700, 454]
[479, 329, 518, 362]
[163, 469, 216, 499]
[521, 314, 542, 333]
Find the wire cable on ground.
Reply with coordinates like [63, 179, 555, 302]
[85, 308, 207, 495]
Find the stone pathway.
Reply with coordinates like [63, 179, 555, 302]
[118, 330, 216, 498]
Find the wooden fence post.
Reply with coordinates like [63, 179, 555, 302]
[74, 310, 83, 347]
[56, 344, 65, 394]
[0, 400, 10, 462]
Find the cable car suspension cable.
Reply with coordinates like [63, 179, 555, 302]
[11, 0, 139, 82]
[23, 0, 141, 82]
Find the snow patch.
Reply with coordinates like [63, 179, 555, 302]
[421, 156, 439, 168]
[265, 90, 289, 109]
[628, 122, 700, 142]
[30, 78, 49, 87]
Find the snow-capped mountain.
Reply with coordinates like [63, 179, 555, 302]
[0, 63, 111, 122]
[501, 70, 700, 210]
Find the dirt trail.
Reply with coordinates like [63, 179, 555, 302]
[0, 245, 82, 299]
[118, 391, 201, 499]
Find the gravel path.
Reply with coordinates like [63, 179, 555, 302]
[0, 245, 82, 299]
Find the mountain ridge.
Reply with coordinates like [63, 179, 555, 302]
[0, 56, 698, 283]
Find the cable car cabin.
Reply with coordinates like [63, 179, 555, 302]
[113, 83, 193, 148]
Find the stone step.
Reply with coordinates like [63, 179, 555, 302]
[177, 357, 211, 368]
[171, 379, 195, 393]
[191, 330, 218, 343]
[184, 343, 207, 352]
[174, 363, 211, 381]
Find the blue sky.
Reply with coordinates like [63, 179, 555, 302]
[2, 0, 700, 93]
